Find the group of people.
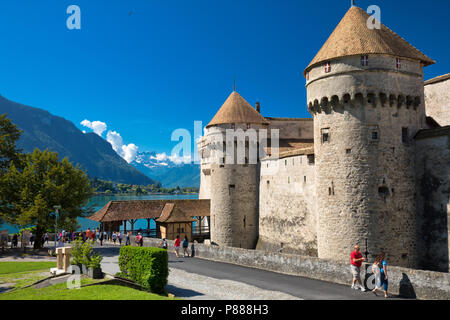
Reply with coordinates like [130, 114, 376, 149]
[159, 235, 194, 258]
[350, 245, 389, 298]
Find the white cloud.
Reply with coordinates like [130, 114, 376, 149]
[106, 130, 138, 163]
[80, 120, 107, 137]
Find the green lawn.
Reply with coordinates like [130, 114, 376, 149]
[0, 261, 56, 275]
[0, 261, 176, 300]
[1, 279, 175, 300]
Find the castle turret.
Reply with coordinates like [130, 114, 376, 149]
[198, 90, 269, 248]
[304, 6, 434, 268]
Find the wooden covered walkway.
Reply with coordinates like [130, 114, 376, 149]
[88, 199, 210, 242]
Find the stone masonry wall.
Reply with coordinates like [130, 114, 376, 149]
[257, 154, 317, 256]
[424, 78, 450, 126]
[415, 134, 450, 272]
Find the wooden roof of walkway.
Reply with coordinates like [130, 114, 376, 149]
[88, 199, 210, 223]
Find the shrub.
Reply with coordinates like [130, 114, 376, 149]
[118, 246, 168, 294]
[70, 238, 102, 268]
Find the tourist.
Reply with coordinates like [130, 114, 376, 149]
[118, 231, 123, 245]
[30, 233, 34, 246]
[86, 228, 91, 240]
[191, 241, 195, 258]
[112, 232, 117, 245]
[12, 234, 18, 248]
[125, 232, 130, 246]
[44, 232, 49, 244]
[99, 230, 104, 246]
[174, 235, 181, 258]
[371, 253, 383, 296]
[350, 245, 366, 291]
[159, 238, 168, 250]
[182, 236, 190, 257]
[136, 233, 143, 247]
[376, 253, 389, 298]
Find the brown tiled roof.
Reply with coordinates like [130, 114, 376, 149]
[88, 199, 210, 222]
[415, 126, 450, 140]
[304, 6, 434, 75]
[207, 91, 269, 128]
[156, 203, 195, 223]
[264, 139, 314, 156]
[424, 73, 450, 86]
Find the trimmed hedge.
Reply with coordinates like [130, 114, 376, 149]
[118, 246, 169, 294]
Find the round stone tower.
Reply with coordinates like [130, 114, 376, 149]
[304, 6, 434, 268]
[200, 90, 268, 249]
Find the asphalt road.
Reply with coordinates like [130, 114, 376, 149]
[95, 245, 402, 300]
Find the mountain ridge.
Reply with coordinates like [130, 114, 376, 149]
[0, 95, 158, 186]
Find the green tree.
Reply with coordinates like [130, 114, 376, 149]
[5, 149, 93, 249]
[0, 115, 24, 225]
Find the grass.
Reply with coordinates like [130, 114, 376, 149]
[1, 278, 176, 300]
[0, 261, 56, 275]
[0, 261, 176, 300]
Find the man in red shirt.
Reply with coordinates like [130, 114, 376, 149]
[350, 245, 366, 291]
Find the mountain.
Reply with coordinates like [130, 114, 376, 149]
[132, 151, 200, 188]
[0, 95, 158, 186]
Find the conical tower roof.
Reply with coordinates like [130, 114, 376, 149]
[206, 91, 269, 128]
[304, 6, 434, 75]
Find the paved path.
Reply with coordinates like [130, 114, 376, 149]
[96, 245, 396, 300]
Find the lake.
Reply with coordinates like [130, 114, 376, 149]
[1, 193, 199, 234]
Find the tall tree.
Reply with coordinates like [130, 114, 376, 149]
[0, 114, 24, 225]
[5, 149, 93, 249]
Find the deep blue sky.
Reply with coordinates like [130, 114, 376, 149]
[0, 0, 448, 155]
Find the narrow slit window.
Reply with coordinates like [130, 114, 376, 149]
[325, 61, 331, 73]
[396, 58, 401, 70]
[361, 55, 369, 66]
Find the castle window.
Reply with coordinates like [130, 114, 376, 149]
[228, 184, 235, 195]
[325, 61, 331, 73]
[288, 177, 290, 184]
[369, 125, 379, 142]
[372, 131, 378, 140]
[396, 58, 401, 70]
[246, 123, 250, 129]
[231, 123, 235, 130]
[285, 159, 287, 166]
[304, 176, 307, 183]
[402, 127, 409, 144]
[307, 154, 315, 165]
[321, 128, 330, 143]
[361, 55, 369, 66]
[346, 148, 351, 154]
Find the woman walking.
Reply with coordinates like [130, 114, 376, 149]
[372, 252, 389, 298]
[182, 236, 190, 257]
[174, 235, 181, 258]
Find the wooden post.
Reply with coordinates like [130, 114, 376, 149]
[123, 220, 127, 234]
[146, 219, 150, 236]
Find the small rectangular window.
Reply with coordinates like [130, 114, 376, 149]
[246, 123, 250, 129]
[307, 154, 315, 165]
[396, 58, 401, 69]
[402, 127, 409, 144]
[325, 62, 331, 73]
[321, 128, 330, 143]
[346, 148, 351, 154]
[372, 131, 378, 140]
[361, 55, 369, 66]
[304, 176, 307, 183]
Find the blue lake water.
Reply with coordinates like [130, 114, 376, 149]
[1, 193, 198, 234]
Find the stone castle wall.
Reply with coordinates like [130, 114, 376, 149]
[257, 153, 317, 256]
[415, 132, 450, 272]
[424, 77, 450, 126]
[306, 54, 425, 268]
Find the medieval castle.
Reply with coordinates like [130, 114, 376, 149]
[197, 5, 450, 272]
